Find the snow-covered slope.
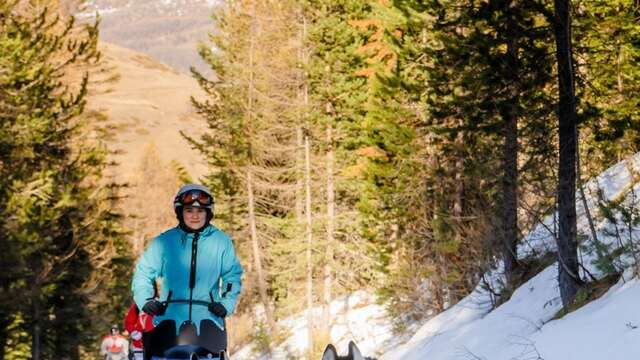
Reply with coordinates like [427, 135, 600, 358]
[531, 274, 640, 360]
[383, 267, 640, 360]
[383, 153, 640, 360]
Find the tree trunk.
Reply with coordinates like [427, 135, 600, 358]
[296, 15, 306, 224]
[0, 271, 9, 360]
[322, 111, 335, 342]
[321, 58, 335, 342]
[247, 1, 275, 333]
[298, 14, 316, 354]
[501, 8, 520, 289]
[577, 138, 601, 256]
[247, 168, 275, 331]
[553, 0, 581, 308]
[304, 133, 314, 356]
[0, 319, 6, 360]
[32, 291, 41, 360]
[296, 127, 304, 221]
[502, 111, 519, 288]
[452, 124, 464, 301]
[453, 140, 464, 220]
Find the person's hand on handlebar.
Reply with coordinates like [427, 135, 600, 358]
[142, 299, 166, 316]
[208, 302, 227, 318]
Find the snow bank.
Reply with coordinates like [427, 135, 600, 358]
[233, 292, 398, 360]
[533, 273, 640, 360]
[382, 154, 640, 360]
[520, 152, 640, 258]
[385, 269, 640, 360]
[382, 265, 563, 360]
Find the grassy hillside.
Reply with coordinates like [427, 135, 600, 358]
[87, 42, 208, 252]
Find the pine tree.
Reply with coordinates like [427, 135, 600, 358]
[0, 2, 131, 358]
[384, 0, 558, 303]
[574, 0, 640, 173]
[305, 0, 380, 335]
[345, 1, 434, 319]
[553, 0, 582, 308]
[192, 1, 383, 354]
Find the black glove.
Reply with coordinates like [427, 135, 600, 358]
[142, 299, 165, 316]
[208, 301, 227, 318]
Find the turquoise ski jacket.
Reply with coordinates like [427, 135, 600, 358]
[132, 224, 243, 332]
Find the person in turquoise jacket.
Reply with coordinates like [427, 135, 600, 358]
[131, 183, 243, 358]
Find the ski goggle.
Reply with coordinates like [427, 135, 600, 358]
[177, 190, 213, 207]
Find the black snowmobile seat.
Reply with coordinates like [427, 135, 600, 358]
[143, 320, 227, 360]
[163, 344, 220, 359]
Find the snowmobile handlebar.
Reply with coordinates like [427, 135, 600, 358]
[164, 299, 211, 306]
[160, 291, 218, 308]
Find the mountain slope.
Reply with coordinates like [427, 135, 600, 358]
[88, 41, 207, 184]
[78, 0, 216, 74]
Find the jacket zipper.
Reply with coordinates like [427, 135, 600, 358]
[188, 232, 199, 323]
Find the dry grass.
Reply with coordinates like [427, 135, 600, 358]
[555, 272, 622, 319]
[86, 41, 207, 186]
[135, 128, 150, 136]
[227, 312, 255, 353]
[131, 53, 177, 73]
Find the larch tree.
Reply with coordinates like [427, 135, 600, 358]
[191, 0, 314, 347]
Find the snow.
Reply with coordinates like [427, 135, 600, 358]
[533, 273, 640, 360]
[233, 153, 640, 360]
[233, 292, 401, 359]
[382, 265, 563, 360]
[519, 152, 640, 259]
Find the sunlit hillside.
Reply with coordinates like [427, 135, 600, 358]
[78, 0, 217, 74]
[86, 42, 208, 252]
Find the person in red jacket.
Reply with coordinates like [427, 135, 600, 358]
[123, 303, 154, 360]
[100, 325, 129, 360]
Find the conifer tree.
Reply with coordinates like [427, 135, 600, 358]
[553, 0, 582, 308]
[192, 1, 382, 353]
[384, 0, 558, 303]
[574, 0, 640, 173]
[345, 1, 433, 318]
[0, 2, 131, 359]
[191, 0, 308, 346]
[305, 0, 379, 327]
[187, 0, 640, 346]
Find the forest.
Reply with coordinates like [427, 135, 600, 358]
[1, 0, 639, 359]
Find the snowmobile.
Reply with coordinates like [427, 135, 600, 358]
[142, 292, 228, 360]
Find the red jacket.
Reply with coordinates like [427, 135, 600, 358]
[123, 303, 154, 350]
[100, 334, 128, 357]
